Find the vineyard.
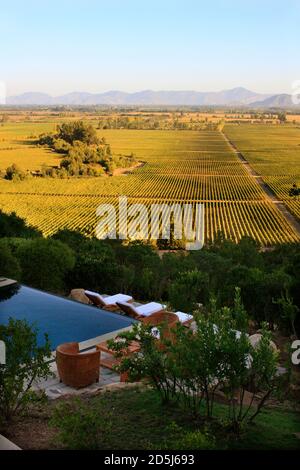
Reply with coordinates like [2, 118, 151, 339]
[0, 122, 299, 245]
[225, 124, 300, 221]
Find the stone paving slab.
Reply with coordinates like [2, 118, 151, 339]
[33, 360, 120, 399]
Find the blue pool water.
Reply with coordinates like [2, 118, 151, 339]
[0, 284, 134, 349]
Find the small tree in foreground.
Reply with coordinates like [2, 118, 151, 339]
[0, 318, 52, 423]
[109, 293, 281, 433]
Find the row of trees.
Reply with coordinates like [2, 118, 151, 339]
[96, 115, 225, 131]
[0, 211, 299, 336]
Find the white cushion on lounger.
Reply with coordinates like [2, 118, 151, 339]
[85, 290, 103, 300]
[136, 302, 164, 316]
[84, 290, 132, 305]
[174, 311, 193, 323]
[104, 293, 132, 304]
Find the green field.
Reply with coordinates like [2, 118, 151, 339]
[225, 124, 300, 220]
[0, 121, 58, 170]
[0, 121, 299, 245]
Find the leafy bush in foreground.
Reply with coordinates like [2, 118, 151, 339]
[109, 292, 281, 433]
[50, 398, 112, 449]
[0, 318, 52, 423]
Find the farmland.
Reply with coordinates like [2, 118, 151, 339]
[0, 117, 299, 245]
[225, 124, 300, 220]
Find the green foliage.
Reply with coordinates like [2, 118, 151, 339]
[50, 398, 112, 449]
[288, 183, 300, 197]
[160, 423, 216, 450]
[0, 210, 41, 238]
[37, 120, 137, 178]
[52, 138, 71, 154]
[232, 287, 248, 331]
[1, 209, 300, 336]
[168, 269, 208, 311]
[66, 239, 119, 293]
[96, 115, 223, 131]
[17, 238, 75, 292]
[0, 318, 52, 422]
[56, 121, 99, 145]
[51, 229, 88, 250]
[109, 298, 282, 433]
[0, 239, 21, 279]
[47, 387, 299, 450]
[277, 112, 287, 123]
[273, 291, 299, 336]
[172, 429, 216, 450]
[5, 163, 26, 181]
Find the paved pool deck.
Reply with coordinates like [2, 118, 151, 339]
[34, 326, 133, 399]
[34, 353, 120, 399]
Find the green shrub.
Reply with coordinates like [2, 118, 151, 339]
[168, 269, 209, 311]
[0, 318, 52, 423]
[17, 238, 75, 292]
[0, 239, 21, 279]
[174, 429, 215, 450]
[0, 210, 41, 238]
[56, 121, 99, 145]
[109, 292, 282, 433]
[5, 163, 26, 181]
[50, 398, 112, 449]
[160, 423, 216, 450]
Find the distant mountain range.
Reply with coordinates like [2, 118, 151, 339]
[5, 87, 298, 107]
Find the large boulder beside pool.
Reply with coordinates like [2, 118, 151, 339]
[69, 289, 91, 305]
[249, 333, 278, 353]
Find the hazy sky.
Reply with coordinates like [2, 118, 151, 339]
[1, 0, 299, 96]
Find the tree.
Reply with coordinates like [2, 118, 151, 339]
[0, 318, 52, 422]
[17, 238, 75, 292]
[56, 120, 99, 145]
[0, 210, 41, 238]
[289, 183, 300, 197]
[168, 269, 209, 311]
[278, 112, 287, 123]
[273, 291, 299, 337]
[65, 239, 119, 294]
[51, 229, 88, 251]
[110, 302, 281, 433]
[0, 240, 21, 279]
[5, 163, 26, 181]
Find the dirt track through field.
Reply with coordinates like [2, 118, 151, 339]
[221, 131, 300, 237]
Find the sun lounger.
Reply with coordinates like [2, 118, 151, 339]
[85, 290, 132, 310]
[174, 311, 194, 324]
[116, 300, 165, 319]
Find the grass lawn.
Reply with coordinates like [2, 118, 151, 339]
[4, 386, 300, 450]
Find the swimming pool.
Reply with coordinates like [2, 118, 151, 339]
[0, 283, 135, 349]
